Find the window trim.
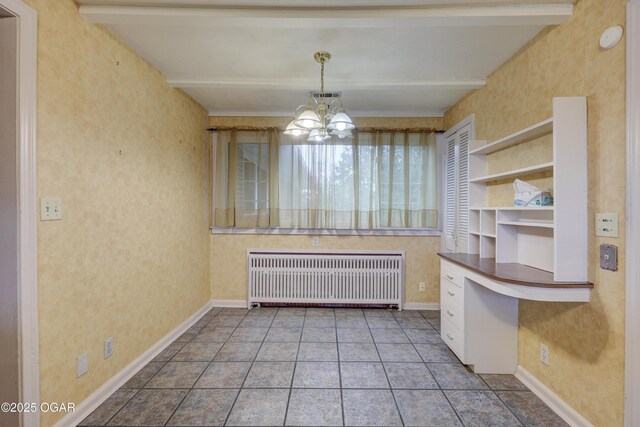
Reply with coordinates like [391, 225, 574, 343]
[210, 226, 441, 237]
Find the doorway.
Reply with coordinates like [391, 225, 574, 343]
[0, 1, 38, 426]
[0, 9, 20, 427]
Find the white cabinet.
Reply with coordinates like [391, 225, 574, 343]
[440, 258, 520, 374]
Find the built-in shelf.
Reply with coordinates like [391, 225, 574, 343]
[497, 221, 554, 229]
[469, 118, 553, 155]
[464, 98, 587, 281]
[470, 231, 481, 236]
[469, 162, 554, 184]
[472, 206, 554, 211]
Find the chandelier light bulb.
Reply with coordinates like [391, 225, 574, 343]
[336, 122, 346, 131]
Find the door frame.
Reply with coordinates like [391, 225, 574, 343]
[0, 1, 38, 426]
[626, 1, 640, 426]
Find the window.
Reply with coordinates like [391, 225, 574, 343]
[213, 129, 439, 230]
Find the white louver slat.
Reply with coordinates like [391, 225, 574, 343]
[457, 128, 470, 252]
[444, 137, 457, 252]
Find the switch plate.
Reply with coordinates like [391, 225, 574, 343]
[40, 197, 62, 221]
[77, 353, 88, 378]
[104, 338, 113, 359]
[596, 213, 618, 237]
[600, 244, 618, 271]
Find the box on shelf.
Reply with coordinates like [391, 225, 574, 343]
[513, 179, 553, 207]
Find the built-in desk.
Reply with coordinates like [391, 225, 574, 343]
[437, 253, 592, 374]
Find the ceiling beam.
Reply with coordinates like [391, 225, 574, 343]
[168, 78, 486, 90]
[208, 109, 447, 118]
[79, 4, 573, 28]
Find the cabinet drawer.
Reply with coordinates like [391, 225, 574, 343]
[441, 278, 464, 307]
[441, 317, 465, 361]
[441, 300, 464, 332]
[441, 261, 464, 287]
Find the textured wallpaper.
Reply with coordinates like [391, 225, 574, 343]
[445, 0, 626, 424]
[24, 1, 211, 425]
[208, 116, 445, 306]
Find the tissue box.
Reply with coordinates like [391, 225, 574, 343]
[514, 190, 553, 207]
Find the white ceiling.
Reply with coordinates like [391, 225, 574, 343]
[78, 1, 574, 117]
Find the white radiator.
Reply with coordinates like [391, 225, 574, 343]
[247, 250, 405, 309]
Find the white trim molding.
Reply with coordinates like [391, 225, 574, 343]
[403, 302, 440, 310]
[515, 365, 594, 427]
[626, 1, 640, 426]
[0, 1, 39, 426]
[53, 301, 213, 427]
[211, 299, 249, 308]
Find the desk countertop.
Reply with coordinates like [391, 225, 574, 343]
[438, 253, 593, 289]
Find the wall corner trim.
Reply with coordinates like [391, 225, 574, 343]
[514, 365, 594, 427]
[52, 301, 214, 427]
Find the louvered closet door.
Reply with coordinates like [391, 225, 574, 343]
[443, 123, 470, 253]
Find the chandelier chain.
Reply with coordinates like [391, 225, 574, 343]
[320, 60, 325, 99]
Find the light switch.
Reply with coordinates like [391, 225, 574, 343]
[596, 213, 618, 237]
[40, 197, 62, 221]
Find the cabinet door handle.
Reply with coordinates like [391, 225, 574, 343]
[447, 290, 455, 296]
[446, 332, 454, 341]
[446, 274, 454, 280]
[446, 309, 455, 317]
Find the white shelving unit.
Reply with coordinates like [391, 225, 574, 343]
[467, 97, 588, 282]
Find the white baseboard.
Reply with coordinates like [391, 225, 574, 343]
[54, 301, 213, 427]
[212, 300, 439, 311]
[211, 299, 248, 308]
[404, 302, 440, 310]
[515, 365, 594, 427]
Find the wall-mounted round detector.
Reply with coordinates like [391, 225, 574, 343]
[599, 26, 623, 49]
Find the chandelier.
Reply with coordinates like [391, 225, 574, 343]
[284, 51, 355, 142]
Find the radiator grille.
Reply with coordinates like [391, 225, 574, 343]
[247, 251, 404, 308]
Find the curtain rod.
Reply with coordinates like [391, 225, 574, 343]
[207, 127, 444, 133]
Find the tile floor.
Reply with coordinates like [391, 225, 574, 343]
[80, 307, 567, 426]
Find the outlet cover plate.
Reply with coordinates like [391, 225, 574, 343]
[600, 244, 618, 271]
[104, 337, 113, 359]
[596, 213, 618, 237]
[540, 343, 550, 366]
[77, 353, 88, 377]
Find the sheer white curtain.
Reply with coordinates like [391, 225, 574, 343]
[278, 132, 438, 229]
[213, 130, 279, 227]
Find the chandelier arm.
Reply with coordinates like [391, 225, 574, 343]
[295, 104, 310, 116]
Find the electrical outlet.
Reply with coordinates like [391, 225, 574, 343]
[77, 353, 88, 378]
[40, 197, 63, 221]
[104, 338, 113, 359]
[311, 236, 320, 247]
[418, 282, 426, 292]
[540, 343, 550, 366]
